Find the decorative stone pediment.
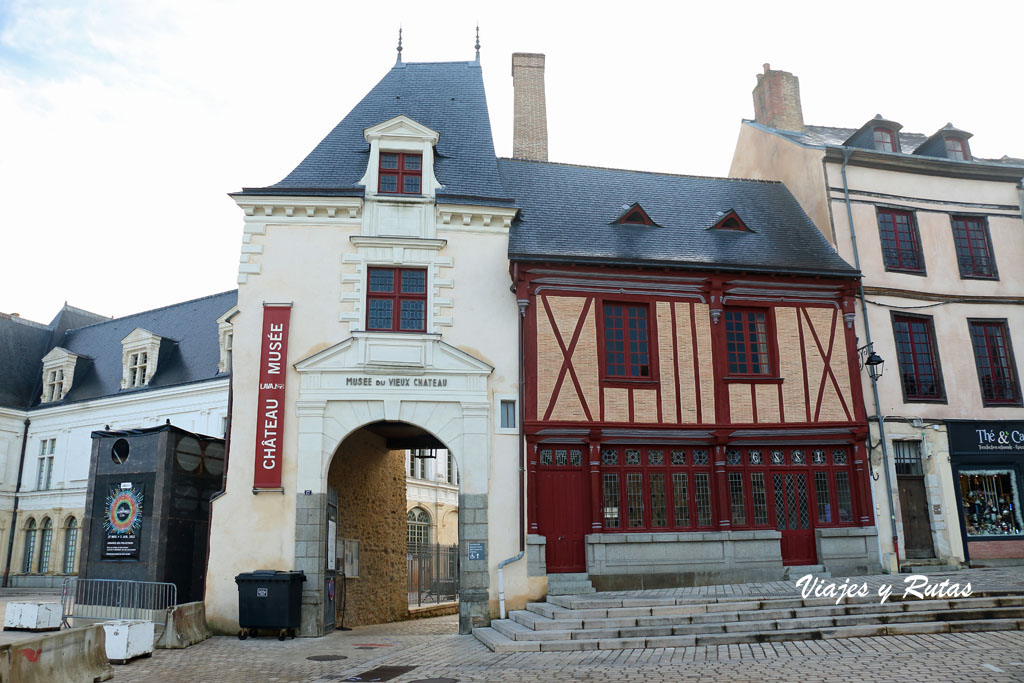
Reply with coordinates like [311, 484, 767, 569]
[363, 115, 440, 145]
[294, 332, 492, 397]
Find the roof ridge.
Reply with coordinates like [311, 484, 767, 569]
[64, 289, 238, 333]
[498, 157, 782, 185]
[60, 303, 110, 319]
[0, 312, 50, 329]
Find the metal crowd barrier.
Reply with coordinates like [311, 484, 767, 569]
[61, 578, 177, 628]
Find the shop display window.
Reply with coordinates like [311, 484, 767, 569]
[959, 469, 1024, 537]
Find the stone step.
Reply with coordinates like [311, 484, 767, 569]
[548, 584, 596, 596]
[901, 564, 960, 573]
[475, 617, 1024, 653]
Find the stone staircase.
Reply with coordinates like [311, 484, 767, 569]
[545, 573, 596, 596]
[474, 589, 1024, 653]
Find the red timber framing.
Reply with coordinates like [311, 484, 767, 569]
[514, 264, 872, 571]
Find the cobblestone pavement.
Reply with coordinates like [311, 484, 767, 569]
[107, 566, 1024, 682]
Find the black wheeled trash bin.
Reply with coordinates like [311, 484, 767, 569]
[235, 570, 306, 640]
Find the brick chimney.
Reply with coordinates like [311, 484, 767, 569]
[752, 63, 804, 133]
[511, 53, 548, 161]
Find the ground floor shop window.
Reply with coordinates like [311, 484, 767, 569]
[959, 469, 1023, 536]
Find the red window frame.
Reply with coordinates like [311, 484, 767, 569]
[599, 446, 716, 532]
[366, 267, 428, 332]
[892, 314, 945, 402]
[602, 302, 652, 380]
[872, 127, 897, 153]
[378, 152, 422, 195]
[723, 309, 776, 377]
[969, 320, 1021, 405]
[951, 216, 996, 279]
[876, 209, 924, 274]
[945, 137, 969, 161]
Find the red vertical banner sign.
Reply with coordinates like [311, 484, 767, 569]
[253, 303, 292, 492]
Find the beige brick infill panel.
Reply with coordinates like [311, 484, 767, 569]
[547, 295, 589, 421]
[656, 302, 677, 423]
[801, 309, 826, 421]
[633, 389, 658, 423]
[693, 304, 715, 422]
[604, 387, 629, 422]
[571, 303, 599, 418]
[775, 307, 805, 422]
[755, 383, 781, 423]
[729, 383, 753, 423]
[804, 307, 850, 422]
[824, 314, 854, 421]
[674, 303, 698, 423]
[536, 297, 559, 418]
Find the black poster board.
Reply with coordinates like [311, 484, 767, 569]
[102, 482, 145, 560]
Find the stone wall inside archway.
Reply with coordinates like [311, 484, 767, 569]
[326, 428, 407, 627]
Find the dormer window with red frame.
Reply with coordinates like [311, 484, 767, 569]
[615, 204, 656, 226]
[366, 267, 427, 332]
[378, 152, 422, 194]
[872, 127, 897, 153]
[710, 210, 750, 232]
[944, 137, 970, 161]
[603, 303, 651, 379]
[724, 310, 774, 376]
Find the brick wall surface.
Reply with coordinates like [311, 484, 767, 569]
[511, 53, 548, 161]
[604, 387, 629, 422]
[752, 65, 804, 133]
[548, 296, 589, 421]
[694, 305, 716, 421]
[675, 303, 698, 423]
[968, 540, 1024, 559]
[327, 430, 407, 627]
[633, 389, 658, 423]
[657, 302, 677, 423]
[775, 307, 806, 422]
[729, 384, 754, 424]
[536, 298, 559, 418]
[754, 383, 781, 423]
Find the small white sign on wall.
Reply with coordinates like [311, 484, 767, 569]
[327, 520, 337, 570]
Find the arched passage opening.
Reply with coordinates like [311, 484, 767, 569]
[326, 419, 459, 630]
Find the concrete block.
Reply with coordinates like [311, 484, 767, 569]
[156, 601, 211, 649]
[3, 602, 62, 631]
[4, 624, 113, 681]
[103, 619, 155, 664]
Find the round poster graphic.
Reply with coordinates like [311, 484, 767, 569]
[104, 487, 144, 535]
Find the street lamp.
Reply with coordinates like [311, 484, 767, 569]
[864, 351, 885, 382]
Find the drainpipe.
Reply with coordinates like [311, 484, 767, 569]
[841, 147, 900, 571]
[3, 418, 31, 587]
[497, 290, 529, 620]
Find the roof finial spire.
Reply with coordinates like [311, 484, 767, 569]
[396, 26, 403, 64]
[474, 24, 480, 62]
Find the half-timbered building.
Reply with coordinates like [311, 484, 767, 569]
[506, 161, 881, 588]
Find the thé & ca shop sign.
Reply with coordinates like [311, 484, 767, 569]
[253, 303, 292, 491]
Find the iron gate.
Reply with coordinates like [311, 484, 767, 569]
[407, 543, 459, 606]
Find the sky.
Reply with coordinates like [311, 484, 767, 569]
[3, 0, 1023, 324]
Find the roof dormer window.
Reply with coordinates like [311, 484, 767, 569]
[615, 203, 655, 226]
[945, 137, 970, 161]
[378, 152, 422, 194]
[39, 347, 81, 404]
[128, 352, 148, 387]
[872, 127, 897, 153]
[45, 369, 65, 402]
[710, 210, 751, 232]
[120, 328, 164, 390]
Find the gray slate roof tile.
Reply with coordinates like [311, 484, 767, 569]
[500, 158, 857, 278]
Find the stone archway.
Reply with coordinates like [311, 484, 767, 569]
[291, 334, 493, 635]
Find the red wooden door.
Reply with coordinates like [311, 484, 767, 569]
[537, 449, 588, 573]
[772, 472, 817, 566]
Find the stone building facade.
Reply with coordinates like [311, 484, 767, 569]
[731, 64, 1024, 569]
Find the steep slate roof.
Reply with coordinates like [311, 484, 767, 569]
[0, 314, 52, 409]
[240, 60, 513, 207]
[500, 158, 857, 278]
[0, 291, 237, 410]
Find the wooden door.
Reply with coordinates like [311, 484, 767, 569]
[537, 448, 588, 573]
[772, 472, 817, 566]
[898, 475, 935, 559]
